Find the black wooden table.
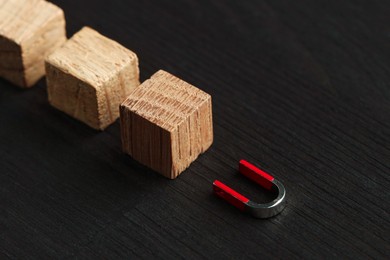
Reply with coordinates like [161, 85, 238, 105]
[1, 0, 389, 258]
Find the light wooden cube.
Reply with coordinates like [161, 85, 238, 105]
[45, 27, 140, 130]
[120, 70, 213, 179]
[0, 0, 66, 88]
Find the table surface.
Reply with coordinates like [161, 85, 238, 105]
[1, 0, 389, 258]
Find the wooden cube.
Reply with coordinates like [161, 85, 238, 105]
[120, 70, 213, 179]
[0, 0, 66, 88]
[45, 27, 140, 130]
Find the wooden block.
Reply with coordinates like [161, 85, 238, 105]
[0, 0, 66, 88]
[45, 27, 140, 130]
[120, 70, 213, 179]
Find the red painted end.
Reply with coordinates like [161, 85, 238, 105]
[239, 160, 274, 190]
[213, 180, 249, 211]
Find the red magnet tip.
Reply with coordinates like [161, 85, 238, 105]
[213, 180, 249, 211]
[239, 159, 274, 190]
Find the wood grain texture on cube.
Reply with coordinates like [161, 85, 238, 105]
[45, 27, 140, 130]
[120, 70, 213, 179]
[0, 0, 66, 87]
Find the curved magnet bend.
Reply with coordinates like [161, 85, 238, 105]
[213, 160, 286, 218]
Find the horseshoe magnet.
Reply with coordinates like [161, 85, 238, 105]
[213, 159, 286, 218]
